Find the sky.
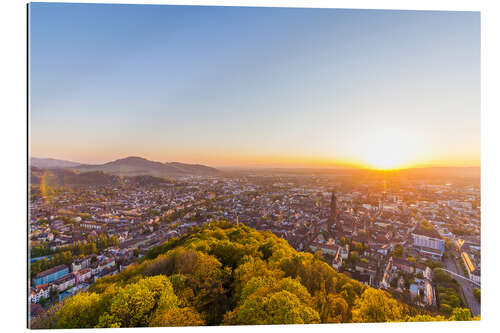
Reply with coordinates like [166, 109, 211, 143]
[29, 3, 480, 169]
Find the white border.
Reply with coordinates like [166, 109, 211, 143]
[1, 0, 499, 332]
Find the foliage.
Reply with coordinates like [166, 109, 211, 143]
[32, 221, 470, 328]
[150, 307, 205, 326]
[30, 251, 73, 278]
[351, 289, 406, 322]
[224, 290, 320, 325]
[473, 288, 480, 303]
[98, 275, 179, 327]
[392, 244, 403, 257]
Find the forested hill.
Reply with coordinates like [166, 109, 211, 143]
[31, 222, 478, 328]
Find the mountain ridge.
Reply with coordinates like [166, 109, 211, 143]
[30, 157, 82, 169]
[30, 156, 222, 177]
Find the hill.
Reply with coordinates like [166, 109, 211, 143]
[30, 222, 476, 328]
[29, 167, 173, 187]
[30, 157, 82, 169]
[73, 156, 221, 177]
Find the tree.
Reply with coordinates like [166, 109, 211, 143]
[406, 314, 447, 322]
[49, 287, 59, 303]
[440, 303, 453, 316]
[473, 289, 480, 303]
[449, 307, 472, 321]
[225, 290, 320, 325]
[54, 292, 105, 328]
[348, 251, 360, 264]
[30, 302, 64, 329]
[392, 245, 403, 257]
[98, 275, 178, 327]
[312, 291, 349, 323]
[340, 282, 357, 306]
[351, 289, 405, 323]
[444, 238, 455, 251]
[150, 307, 205, 327]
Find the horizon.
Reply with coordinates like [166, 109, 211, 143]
[30, 154, 481, 171]
[29, 4, 480, 170]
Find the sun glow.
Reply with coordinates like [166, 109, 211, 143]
[344, 128, 424, 171]
[361, 154, 414, 171]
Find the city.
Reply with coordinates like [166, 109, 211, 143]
[28, 166, 481, 320]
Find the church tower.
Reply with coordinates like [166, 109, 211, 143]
[328, 191, 338, 232]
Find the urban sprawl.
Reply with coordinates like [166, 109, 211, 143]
[29, 173, 481, 318]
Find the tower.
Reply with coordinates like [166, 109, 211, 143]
[328, 191, 338, 232]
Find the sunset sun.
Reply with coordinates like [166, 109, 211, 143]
[346, 129, 422, 170]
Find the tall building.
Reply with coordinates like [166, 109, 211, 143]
[328, 191, 338, 231]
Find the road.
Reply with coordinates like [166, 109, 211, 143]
[442, 254, 480, 317]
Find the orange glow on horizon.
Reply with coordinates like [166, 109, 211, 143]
[31, 146, 480, 171]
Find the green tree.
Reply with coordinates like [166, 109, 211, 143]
[98, 275, 178, 327]
[312, 291, 349, 323]
[225, 290, 320, 325]
[54, 292, 105, 328]
[351, 289, 405, 323]
[449, 307, 472, 321]
[473, 289, 480, 303]
[392, 245, 403, 257]
[150, 307, 205, 327]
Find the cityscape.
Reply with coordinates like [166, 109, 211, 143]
[28, 3, 480, 328]
[28, 158, 481, 324]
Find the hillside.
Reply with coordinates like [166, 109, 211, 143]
[29, 167, 173, 187]
[31, 222, 476, 328]
[73, 156, 221, 177]
[30, 157, 82, 169]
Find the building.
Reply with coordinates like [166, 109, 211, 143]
[470, 269, 481, 284]
[462, 252, 480, 284]
[32, 265, 69, 287]
[331, 247, 343, 270]
[79, 221, 104, 231]
[424, 281, 435, 306]
[74, 268, 92, 284]
[310, 242, 340, 256]
[423, 266, 433, 280]
[53, 274, 76, 292]
[72, 256, 92, 272]
[411, 232, 444, 260]
[29, 285, 49, 303]
[392, 257, 415, 274]
[412, 233, 444, 250]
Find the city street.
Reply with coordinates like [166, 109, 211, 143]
[443, 254, 480, 317]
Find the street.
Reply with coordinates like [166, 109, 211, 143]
[443, 253, 480, 317]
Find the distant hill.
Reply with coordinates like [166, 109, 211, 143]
[30, 157, 82, 169]
[29, 167, 173, 187]
[73, 156, 221, 177]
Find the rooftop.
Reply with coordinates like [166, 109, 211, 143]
[412, 221, 441, 239]
[33, 264, 68, 280]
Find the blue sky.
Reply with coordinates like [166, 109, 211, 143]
[29, 3, 480, 169]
